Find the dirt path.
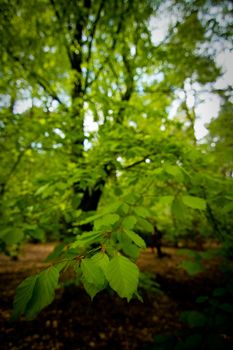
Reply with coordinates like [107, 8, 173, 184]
[0, 244, 224, 350]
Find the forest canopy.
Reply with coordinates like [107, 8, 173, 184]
[0, 0, 233, 319]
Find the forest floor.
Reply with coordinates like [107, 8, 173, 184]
[0, 243, 228, 350]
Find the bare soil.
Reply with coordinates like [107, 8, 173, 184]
[0, 244, 225, 350]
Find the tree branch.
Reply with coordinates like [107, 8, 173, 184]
[122, 154, 152, 170]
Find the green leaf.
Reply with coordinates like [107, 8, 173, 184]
[124, 229, 146, 248]
[105, 255, 139, 301]
[94, 213, 120, 230]
[122, 216, 137, 229]
[71, 231, 102, 248]
[12, 275, 38, 320]
[25, 267, 59, 319]
[121, 241, 141, 259]
[77, 204, 122, 227]
[81, 258, 105, 286]
[35, 183, 50, 196]
[182, 196, 206, 210]
[75, 212, 105, 226]
[82, 279, 104, 300]
[159, 196, 174, 205]
[134, 206, 150, 218]
[136, 217, 154, 233]
[81, 257, 106, 299]
[12, 266, 59, 320]
[91, 252, 109, 275]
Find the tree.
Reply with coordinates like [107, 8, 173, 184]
[0, 0, 232, 318]
[207, 100, 233, 177]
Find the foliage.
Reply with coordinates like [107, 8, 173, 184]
[0, 0, 232, 317]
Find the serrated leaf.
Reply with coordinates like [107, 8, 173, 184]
[124, 229, 146, 248]
[81, 257, 107, 299]
[81, 258, 105, 286]
[91, 253, 109, 275]
[122, 216, 137, 229]
[82, 279, 104, 300]
[25, 267, 59, 319]
[182, 196, 206, 210]
[94, 213, 120, 230]
[117, 232, 141, 258]
[121, 241, 141, 259]
[12, 275, 38, 320]
[105, 255, 139, 301]
[12, 266, 59, 320]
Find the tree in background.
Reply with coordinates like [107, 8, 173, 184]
[208, 100, 233, 177]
